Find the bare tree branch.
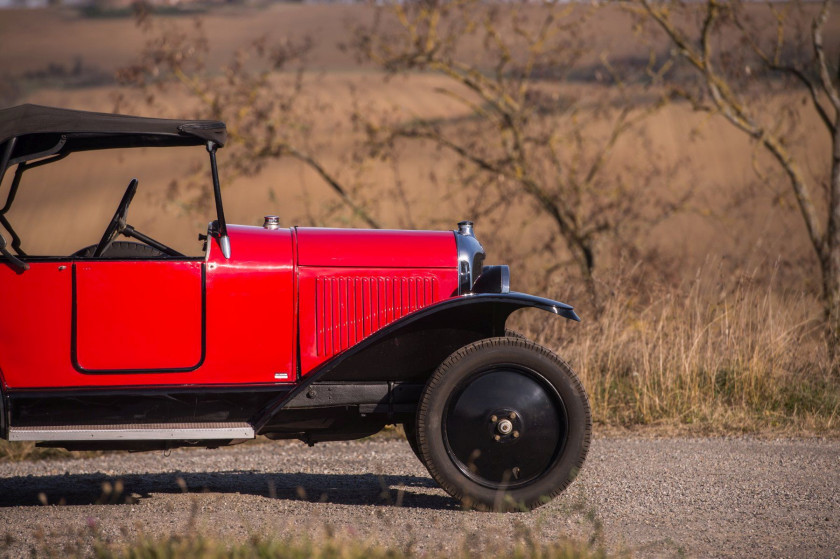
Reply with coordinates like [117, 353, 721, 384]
[733, 5, 837, 134]
[636, 0, 840, 360]
[352, 0, 673, 305]
[814, 0, 840, 112]
[117, 14, 381, 229]
[284, 146, 381, 229]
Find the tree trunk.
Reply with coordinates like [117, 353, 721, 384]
[825, 120, 840, 371]
[826, 267, 840, 369]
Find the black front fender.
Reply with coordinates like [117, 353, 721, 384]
[254, 292, 579, 430]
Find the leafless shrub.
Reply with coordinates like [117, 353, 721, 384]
[348, 0, 686, 306]
[114, 5, 380, 227]
[630, 0, 840, 367]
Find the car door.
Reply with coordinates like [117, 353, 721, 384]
[72, 259, 204, 372]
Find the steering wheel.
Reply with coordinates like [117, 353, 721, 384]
[93, 178, 138, 257]
[89, 178, 185, 258]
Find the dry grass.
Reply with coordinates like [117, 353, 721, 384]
[512, 265, 839, 434]
[3, 529, 610, 559]
[0, 441, 70, 463]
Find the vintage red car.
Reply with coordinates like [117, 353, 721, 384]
[0, 104, 590, 511]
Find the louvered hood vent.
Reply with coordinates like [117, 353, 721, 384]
[314, 275, 439, 357]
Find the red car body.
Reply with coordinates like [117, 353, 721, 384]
[0, 105, 590, 511]
[0, 226, 457, 388]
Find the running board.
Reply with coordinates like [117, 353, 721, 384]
[8, 422, 254, 441]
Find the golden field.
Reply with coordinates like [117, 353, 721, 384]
[0, 1, 838, 434]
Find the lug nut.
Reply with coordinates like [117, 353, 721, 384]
[490, 415, 498, 422]
[513, 431, 520, 438]
[509, 412, 517, 420]
[494, 434, 501, 441]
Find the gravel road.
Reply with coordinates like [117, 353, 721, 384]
[0, 436, 838, 558]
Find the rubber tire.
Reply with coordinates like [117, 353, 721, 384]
[73, 241, 165, 259]
[416, 337, 591, 512]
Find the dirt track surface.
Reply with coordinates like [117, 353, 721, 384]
[0, 436, 838, 558]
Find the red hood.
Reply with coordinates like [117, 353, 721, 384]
[295, 227, 456, 268]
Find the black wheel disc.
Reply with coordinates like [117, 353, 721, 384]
[443, 366, 567, 489]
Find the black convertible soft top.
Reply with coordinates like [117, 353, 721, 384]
[0, 105, 232, 261]
[0, 104, 227, 169]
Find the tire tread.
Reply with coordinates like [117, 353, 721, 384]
[416, 336, 591, 511]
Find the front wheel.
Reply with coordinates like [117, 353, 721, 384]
[416, 337, 591, 511]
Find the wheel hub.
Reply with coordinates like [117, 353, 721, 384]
[489, 410, 522, 441]
[443, 367, 567, 488]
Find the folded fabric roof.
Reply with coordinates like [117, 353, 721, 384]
[0, 104, 227, 167]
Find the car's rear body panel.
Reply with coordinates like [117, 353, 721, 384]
[0, 261, 72, 391]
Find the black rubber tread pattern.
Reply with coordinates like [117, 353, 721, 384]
[73, 241, 166, 259]
[416, 337, 591, 512]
